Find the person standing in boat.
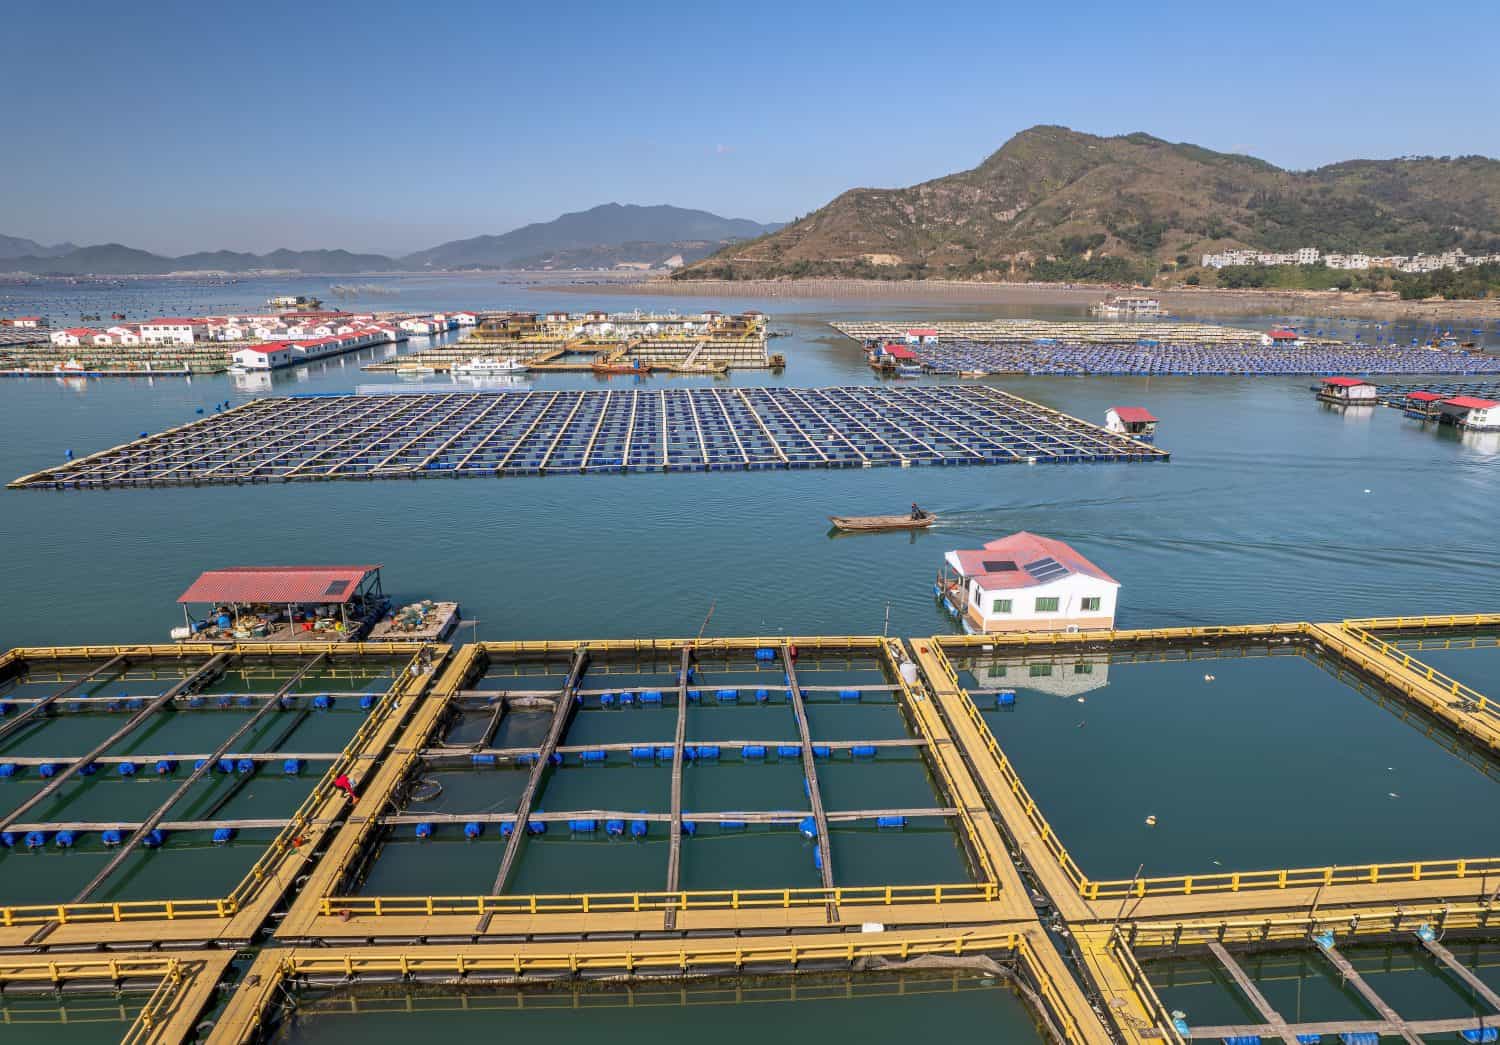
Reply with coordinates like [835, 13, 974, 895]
[911, 503, 928, 520]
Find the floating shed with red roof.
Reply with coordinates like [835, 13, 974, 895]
[1104, 406, 1158, 442]
[1317, 376, 1377, 404]
[1437, 395, 1500, 431]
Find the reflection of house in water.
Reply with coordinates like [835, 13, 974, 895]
[967, 653, 1111, 699]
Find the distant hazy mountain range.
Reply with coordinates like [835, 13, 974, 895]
[0, 204, 784, 276]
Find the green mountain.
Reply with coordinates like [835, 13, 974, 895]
[403, 203, 782, 269]
[676, 126, 1500, 282]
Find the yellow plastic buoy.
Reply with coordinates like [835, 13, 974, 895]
[1144, 815, 1157, 827]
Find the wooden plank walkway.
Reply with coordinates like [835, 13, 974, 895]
[664, 645, 691, 929]
[782, 645, 835, 912]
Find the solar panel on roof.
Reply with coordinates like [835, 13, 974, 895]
[323, 580, 351, 596]
[1023, 557, 1070, 583]
[981, 560, 1018, 572]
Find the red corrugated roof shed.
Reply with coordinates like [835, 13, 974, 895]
[178, 565, 381, 604]
[907, 328, 938, 336]
[1110, 406, 1156, 423]
[1442, 396, 1500, 410]
[1405, 391, 1444, 402]
[883, 344, 917, 359]
[1322, 377, 1368, 387]
[1268, 328, 1299, 339]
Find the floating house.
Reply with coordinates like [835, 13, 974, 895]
[139, 318, 208, 345]
[937, 532, 1119, 634]
[1104, 406, 1158, 442]
[50, 328, 97, 347]
[1260, 328, 1303, 347]
[1402, 390, 1445, 419]
[1437, 396, 1500, 431]
[904, 328, 940, 345]
[1317, 376, 1377, 404]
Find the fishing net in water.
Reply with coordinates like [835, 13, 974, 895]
[408, 777, 444, 802]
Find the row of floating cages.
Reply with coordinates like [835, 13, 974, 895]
[8, 385, 1167, 490]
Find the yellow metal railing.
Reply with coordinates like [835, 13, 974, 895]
[922, 639, 1091, 890]
[322, 882, 997, 919]
[121, 958, 185, 1045]
[1341, 622, 1496, 721]
[1013, 932, 1096, 1045]
[1084, 855, 1500, 900]
[0, 897, 232, 928]
[229, 646, 439, 909]
[882, 636, 1001, 887]
[1123, 898, 1500, 947]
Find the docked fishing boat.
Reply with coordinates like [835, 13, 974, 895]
[592, 357, 651, 375]
[53, 358, 88, 374]
[395, 364, 436, 376]
[451, 356, 528, 376]
[829, 512, 937, 532]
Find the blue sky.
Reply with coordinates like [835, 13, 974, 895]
[6, 0, 1498, 255]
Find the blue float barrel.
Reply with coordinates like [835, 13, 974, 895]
[799, 816, 817, 839]
[598, 692, 615, 707]
[851, 745, 877, 759]
[213, 827, 236, 844]
[997, 689, 1017, 706]
[696, 745, 720, 760]
[877, 816, 907, 829]
[839, 689, 861, 701]
[283, 759, 304, 775]
[721, 819, 747, 831]
[569, 818, 597, 832]
[38, 762, 58, 778]
[360, 694, 377, 710]
[526, 819, 547, 835]
[687, 689, 701, 703]
[755, 688, 770, 703]
[580, 749, 607, 763]
[605, 819, 625, 836]
[464, 822, 483, 839]
[312, 695, 333, 709]
[741, 745, 766, 760]
[682, 820, 697, 836]
[101, 829, 122, 846]
[56, 830, 76, 848]
[716, 688, 738, 703]
[0, 764, 15, 778]
[630, 819, 648, 838]
[777, 744, 801, 758]
[640, 690, 663, 704]
[471, 753, 496, 766]
[631, 746, 654, 761]
[25, 831, 48, 848]
[118, 761, 138, 776]
[812, 745, 831, 759]
[154, 759, 176, 775]
[236, 758, 255, 774]
[142, 829, 164, 848]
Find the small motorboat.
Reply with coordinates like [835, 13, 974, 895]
[828, 513, 937, 532]
[451, 356, 528, 376]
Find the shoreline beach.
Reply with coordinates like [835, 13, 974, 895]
[540, 276, 1500, 322]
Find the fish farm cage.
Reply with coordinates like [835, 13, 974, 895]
[902, 340, 1500, 376]
[0, 643, 438, 947]
[915, 619, 1500, 917]
[277, 636, 1008, 943]
[1, 620, 1497, 1045]
[8, 385, 1167, 491]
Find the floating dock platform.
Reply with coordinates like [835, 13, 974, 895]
[0, 615, 1496, 1045]
[8, 386, 1167, 491]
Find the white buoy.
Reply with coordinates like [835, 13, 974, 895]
[1144, 815, 1157, 826]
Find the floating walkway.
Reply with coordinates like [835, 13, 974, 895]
[1372, 379, 1500, 405]
[9, 386, 1167, 490]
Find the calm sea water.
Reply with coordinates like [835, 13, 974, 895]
[0, 275, 1496, 647]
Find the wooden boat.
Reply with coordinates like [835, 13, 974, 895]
[828, 513, 936, 532]
[592, 359, 651, 375]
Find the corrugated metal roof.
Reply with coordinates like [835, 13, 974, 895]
[949, 532, 1116, 590]
[1443, 396, 1500, 410]
[1110, 406, 1156, 423]
[178, 565, 381, 604]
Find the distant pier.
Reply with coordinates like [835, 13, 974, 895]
[9, 385, 1167, 490]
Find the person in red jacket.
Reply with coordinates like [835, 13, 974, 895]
[334, 773, 358, 804]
